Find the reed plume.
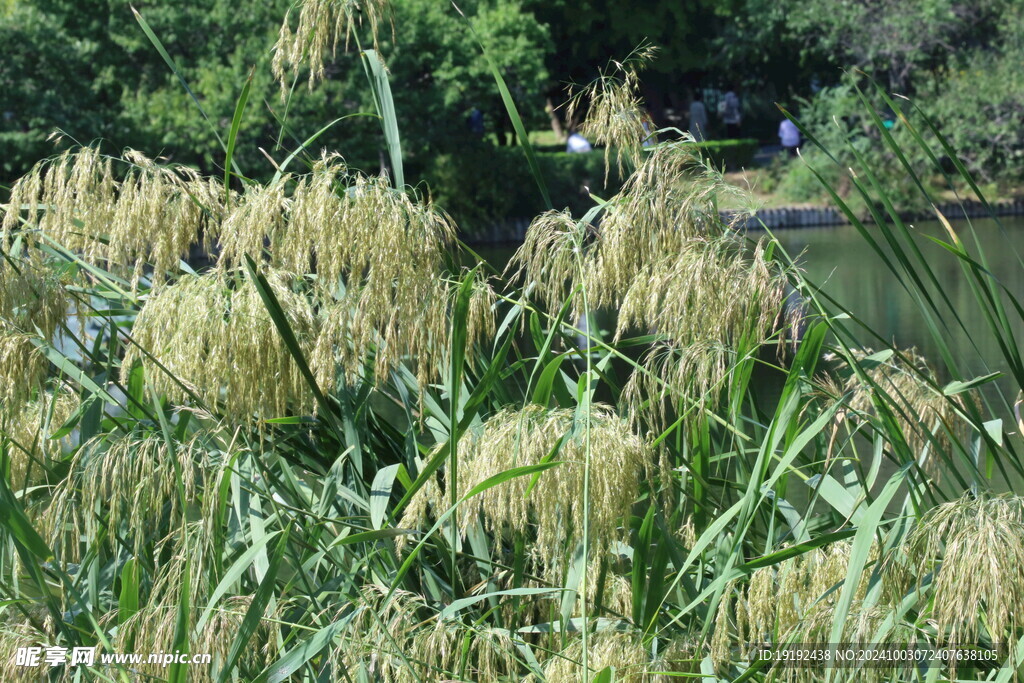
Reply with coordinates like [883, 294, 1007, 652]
[0, 607, 51, 683]
[535, 631, 698, 682]
[273, 0, 393, 91]
[331, 585, 525, 681]
[2, 147, 224, 289]
[512, 145, 791, 426]
[827, 348, 976, 466]
[0, 263, 70, 407]
[566, 44, 659, 180]
[509, 209, 590, 315]
[298, 173, 459, 388]
[45, 431, 211, 561]
[1, 388, 76, 493]
[903, 493, 1024, 645]
[399, 404, 655, 580]
[738, 541, 877, 643]
[123, 271, 317, 421]
[115, 593, 278, 682]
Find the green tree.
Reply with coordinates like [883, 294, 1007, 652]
[1, 0, 551, 188]
[782, 0, 1011, 91]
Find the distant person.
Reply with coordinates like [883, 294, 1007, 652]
[719, 87, 741, 138]
[566, 130, 593, 153]
[778, 118, 801, 156]
[688, 92, 708, 142]
[467, 107, 485, 136]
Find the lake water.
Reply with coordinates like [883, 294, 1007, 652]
[775, 216, 1024, 407]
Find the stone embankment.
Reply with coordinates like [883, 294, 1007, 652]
[729, 198, 1024, 230]
[466, 199, 1024, 245]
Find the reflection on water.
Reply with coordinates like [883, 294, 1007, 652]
[776, 217, 1024, 407]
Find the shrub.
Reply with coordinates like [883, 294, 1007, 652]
[691, 138, 759, 171]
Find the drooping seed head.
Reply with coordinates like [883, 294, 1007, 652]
[535, 630, 699, 682]
[123, 270, 317, 422]
[903, 493, 1024, 645]
[567, 44, 659, 180]
[827, 348, 976, 469]
[1, 388, 76, 493]
[2, 147, 224, 289]
[273, 0, 393, 92]
[399, 404, 655, 582]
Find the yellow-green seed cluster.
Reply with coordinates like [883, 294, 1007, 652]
[566, 45, 659, 180]
[329, 585, 524, 682]
[2, 147, 223, 289]
[512, 145, 791, 424]
[904, 493, 1024, 644]
[273, 0, 392, 92]
[400, 404, 654, 579]
[0, 264, 69, 407]
[534, 631, 698, 682]
[122, 271, 317, 421]
[1, 388, 76, 493]
[828, 347, 976, 465]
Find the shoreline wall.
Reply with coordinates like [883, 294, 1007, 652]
[465, 198, 1024, 245]
[727, 198, 1024, 231]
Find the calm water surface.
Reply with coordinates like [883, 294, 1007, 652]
[776, 217, 1024, 400]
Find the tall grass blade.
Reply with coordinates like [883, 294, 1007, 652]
[361, 49, 404, 188]
[225, 68, 254, 201]
[217, 530, 290, 683]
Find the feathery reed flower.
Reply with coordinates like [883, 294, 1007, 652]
[903, 493, 1024, 644]
[464, 268, 498, 355]
[762, 605, 911, 683]
[509, 209, 590, 315]
[2, 147, 224, 288]
[291, 173, 454, 300]
[46, 432, 210, 559]
[8, 149, 467, 399]
[614, 239, 785, 344]
[123, 271, 317, 421]
[116, 594, 278, 682]
[1, 389, 76, 493]
[739, 541, 877, 643]
[215, 181, 287, 271]
[0, 608, 51, 683]
[584, 146, 750, 308]
[273, 0, 392, 91]
[534, 631, 698, 682]
[331, 585, 525, 681]
[618, 238, 790, 421]
[400, 404, 654, 579]
[711, 582, 738, 671]
[827, 348, 975, 464]
[0, 264, 70, 407]
[280, 170, 458, 389]
[566, 44, 659, 179]
[512, 144, 790, 425]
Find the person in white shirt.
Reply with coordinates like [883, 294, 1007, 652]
[566, 131, 593, 153]
[688, 92, 708, 142]
[778, 118, 801, 156]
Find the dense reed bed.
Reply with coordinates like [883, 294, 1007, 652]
[1, 1, 1023, 681]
